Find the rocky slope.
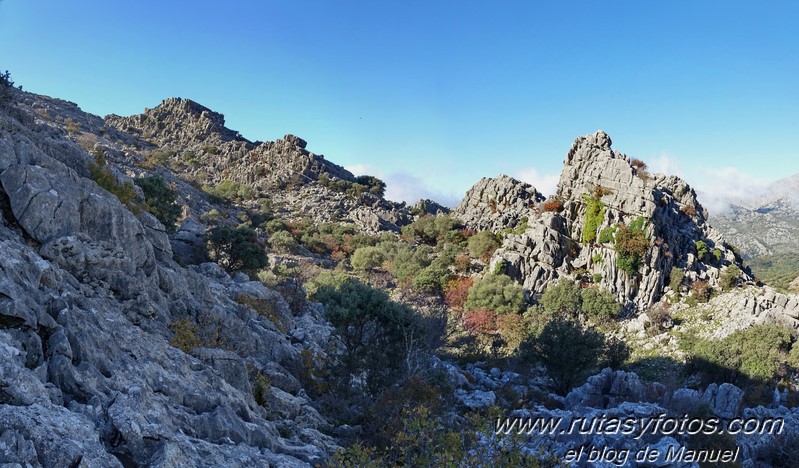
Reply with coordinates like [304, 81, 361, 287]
[1, 89, 339, 466]
[103, 97, 412, 233]
[711, 174, 799, 259]
[454, 131, 760, 313]
[452, 174, 544, 232]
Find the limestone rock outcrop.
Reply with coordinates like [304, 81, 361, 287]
[456, 131, 752, 312]
[452, 174, 544, 233]
[104, 98, 412, 233]
[1, 93, 338, 466]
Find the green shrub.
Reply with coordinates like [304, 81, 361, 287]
[580, 286, 621, 324]
[268, 230, 297, 254]
[412, 248, 455, 292]
[318, 173, 386, 198]
[135, 176, 182, 233]
[355, 175, 387, 197]
[682, 323, 795, 385]
[88, 150, 140, 211]
[207, 225, 268, 272]
[599, 225, 617, 244]
[695, 240, 708, 260]
[614, 217, 649, 275]
[308, 273, 424, 395]
[203, 179, 253, 202]
[170, 318, 202, 353]
[499, 216, 529, 237]
[712, 248, 723, 263]
[669, 267, 685, 292]
[401, 215, 461, 246]
[389, 245, 432, 285]
[539, 280, 581, 319]
[520, 318, 605, 394]
[581, 193, 605, 243]
[351, 246, 385, 271]
[719, 265, 742, 291]
[467, 230, 500, 260]
[464, 274, 525, 314]
[142, 148, 176, 168]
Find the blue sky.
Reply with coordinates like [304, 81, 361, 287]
[1, 1, 797, 210]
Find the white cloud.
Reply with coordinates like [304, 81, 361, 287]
[648, 152, 684, 178]
[345, 163, 384, 178]
[690, 166, 769, 216]
[345, 164, 461, 208]
[515, 167, 559, 196]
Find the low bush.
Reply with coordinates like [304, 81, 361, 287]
[351, 246, 385, 271]
[539, 280, 581, 319]
[580, 286, 621, 324]
[463, 309, 498, 335]
[682, 323, 796, 385]
[463, 274, 525, 314]
[135, 176, 182, 233]
[467, 230, 500, 260]
[207, 225, 268, 272]
[88, 150, 139, 210]
[203, 179, 253, 202]
[443, 276, 473, 312]
[719, 265, 742, 291]
[401, 214, 461, 246]
[615, 217, 649, 275]
[542, 198, 563, 212]
[669, 267, 685, 292]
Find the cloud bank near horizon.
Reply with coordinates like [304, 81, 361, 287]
[346, 164, 462, 209]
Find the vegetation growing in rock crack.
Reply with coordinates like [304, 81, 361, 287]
[134, 176, 182, 233]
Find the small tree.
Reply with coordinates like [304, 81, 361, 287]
[520, 318, 605, 394]
[207, 226, 268, 272]
[308, 272, 424, 395]
[0, 70, 15, 103]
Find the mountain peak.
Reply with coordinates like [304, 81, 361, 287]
[105, 97, 249, 147]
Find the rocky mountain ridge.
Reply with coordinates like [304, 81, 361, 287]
[0, 88, 344, 465]
[711, 174, 799, 259]
[452, 131, 766, 316]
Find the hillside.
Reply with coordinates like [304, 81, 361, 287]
[712, 174, 799, 291]
[2, 75, 799, 467]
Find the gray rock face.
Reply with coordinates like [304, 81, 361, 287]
[452, 174, 544, 233]
[461, 131, 752, 311]
[564, 368, 649, 409]
[102, 97, 413, 234]
[1, 93, 339, 466]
